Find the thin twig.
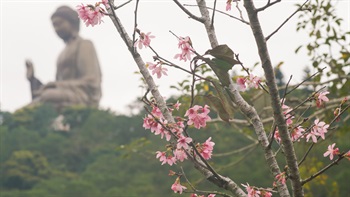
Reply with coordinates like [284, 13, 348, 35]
[301, 152, 347, 185]
[256, 0, 281, 12]
[282, 75, 293, 102]
[115, 0, 133, 10]
[265, 0, 310, 41]
[211, 0, 217, 28]
[235, 1, 244, 21]
[173, 0, 205, 23]
[183, 4, 250, 25]
[132, 0, 140, 53]
[298, 104, 350, 166]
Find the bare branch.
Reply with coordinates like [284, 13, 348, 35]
[132, 0, 140, 53]
[298, 104, 349, 167]
[286, 67, 326, 95]
[211, 0, 217, 28]
[301, 152, 348, 185]
[265, 0, 310, 41]
[243, 0, 302, 196]
[173, 0, 205, 23]
[184, 4, 250, 25]
[181, 167, 234, 197]
[115, 0, 133, 10]
[256, 0, 281, 12]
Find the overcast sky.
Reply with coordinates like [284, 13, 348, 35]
[1, 0, 349, 115]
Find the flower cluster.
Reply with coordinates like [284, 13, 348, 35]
[274, 97, 332, 145]
[171, 177, 187, 194]
[143, 104, 214, 166]
[306, 118, 330, 143]
[197, 137, 215, 160]
[147, 62, 168, 79]
[273, 172, 286, 187]
[236, 74, 261, 92]
[76, 1, 107, 27]
[174, 36, 194, 62]
[134, 31, 155, 49]
[274, 99, 304, 144]
[323, 143, 340, 160]
[315, 91, 329, 108]
[242, 183, 272, 197]
[143, 106, 176, 141]
[185, 105, 211, 129]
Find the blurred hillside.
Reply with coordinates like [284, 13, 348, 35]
[0, 104, 349, 197]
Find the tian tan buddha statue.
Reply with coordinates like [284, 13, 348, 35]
[25, 6, 102, 110]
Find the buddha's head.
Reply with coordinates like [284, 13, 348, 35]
[51, 6, 80, 42]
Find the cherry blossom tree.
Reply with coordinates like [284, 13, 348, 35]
[76, 0, 349, 196]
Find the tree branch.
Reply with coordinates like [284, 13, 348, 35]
[173, 0, 205, 23]
[265, 0, 310, 41]
[256, 0, 281, 12]
[301, 153, 347, 185]
[183, 4, 250, 25]
[243, 0, 302, 196]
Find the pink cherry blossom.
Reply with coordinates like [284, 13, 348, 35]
[226, 0, 232, 11]
[156, 151, 176, 165]
[185, 105, 211, 129]
[274, 129, 281, 144]
[261, 191, 272, 197]
[156, 151, 167, 165]
[316, 91, 329, 107]
[101, 0, 110, 8]
[151, 106, 163, 118]
[275, 172, 286, 185]
[171, 178, 187, 194]
[313, 118, 329, 140]
[174, 36, 194, 62]
[166, 155, 177, 166]
[143, 115, 160, 133]
[147, 62, 168, 79]
[208, 194, 216, 197]
[323, 143, 340, 160]
[199, 137, 215, 160]
[174, 149, 188, 162]
[306, 130, 318, 143]
[135, 32, 155, 49]
[174, 100, 181, 110]
[247, 74, 261, 89]
[177, 135, 192, 149]
[280, 98, 290, 110]
[236, 74, 261, 91]
[76, 4, 105, 27]
[291, 126, 304, 142]
[154, 126, 172, 141]
[242, 183, 261, 197]
[236, 77, 247, 91]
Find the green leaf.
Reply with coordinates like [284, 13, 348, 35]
[211, 58, 234, 72]
[206, 59, 231, 87]
[204, 94, 230, 122]
[205, 44, 240, 65]
[211, 80, 235, 118]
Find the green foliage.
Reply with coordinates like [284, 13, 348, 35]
[296, 0, 350, 96]
[1, 150, 51, 189]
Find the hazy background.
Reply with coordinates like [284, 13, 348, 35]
[1, 0, 349, 114]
